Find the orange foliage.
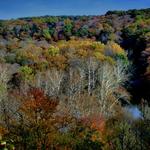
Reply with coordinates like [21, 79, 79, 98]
[9, 88, 60, 148]
[0, 126, 7, 140]
[20, 88, 59, 120]
[80, 115, 105, 132]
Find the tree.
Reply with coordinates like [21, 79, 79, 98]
[0, 64, 9, 102]
[63, 18, 73, 38]
[47, 45, 60, 56]
[35, 68, 64, 96]
[42, 28, 51, 41]
[78, 25, 89, 37]
[96, 60, 129, 117]
[104, 119, 141, 150]
[0, 64, 10, 140]
[19, 66, 34, 82]
[4, 88, 59, 149]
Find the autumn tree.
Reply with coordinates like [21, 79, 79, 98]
[4, 88, 59, 149]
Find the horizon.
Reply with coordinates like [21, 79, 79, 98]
[1, 7, 150, 20]
[1, 8, 150, 21]
[0, 0, 150, 20]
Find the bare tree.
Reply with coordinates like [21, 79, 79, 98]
[96, 60, 129, 117]
[59, 59, 129, 118]
[86, 57, 99, 95]
[114, 59, 129, 85]
[67, 67, 81, 100]
[0, 64, 9, 102]
[0, 64, 11, 131]
[36, 68, 64, 96]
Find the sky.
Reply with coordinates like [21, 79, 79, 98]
[0, 0, 150, 19]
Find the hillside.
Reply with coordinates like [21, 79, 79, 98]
[0, 8, 150, 104]
[0, 8, 150, 149]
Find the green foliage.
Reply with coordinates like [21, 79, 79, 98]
[55, 124, 103, 150]
[45, 16, 59, 23]
[0, 84, 6, 95]
[42, 28, 51, 40]
[4, 54, 16, 64]
[77, 25, 89, 37]
[48, 45, 60, 56]
[63, 19, 73, 37]
[22, 24, 30, 31]
[19, 66, 34, 81]
[112, 121, 139, 150]
[49, 27, 55, 35]
[115, 54, 129, 65]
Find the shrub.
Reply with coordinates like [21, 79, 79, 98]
[19, 66, 34, 82]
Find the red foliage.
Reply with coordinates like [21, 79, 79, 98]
[23, 88, 58, 111]
[80, 114, 105, 132]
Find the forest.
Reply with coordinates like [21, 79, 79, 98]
[0, 8, 150, 149]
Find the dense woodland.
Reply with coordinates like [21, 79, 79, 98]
[0, 8, 150, 149]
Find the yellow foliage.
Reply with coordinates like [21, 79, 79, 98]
[16, 39, 125, 70]
[105, 41, 125, 55]
[56, 39, 106, 59]
[105, 56, 115, 64]
[94, 52, 106, 61]
[47, 45, 60, 56]
[17, 44, 43, 64]
[91, 41, 105, 52]
[76, 49, 88, 57]
[64, 18, 72, 25]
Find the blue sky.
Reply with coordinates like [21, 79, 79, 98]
[0, 0, 150, 19]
